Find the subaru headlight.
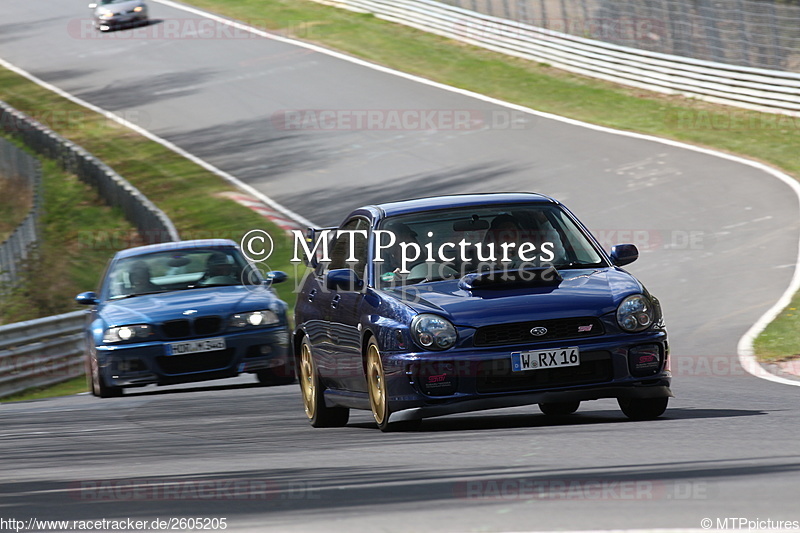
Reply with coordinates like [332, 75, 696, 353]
[616, 294, 654, 332]
[411, 314, 457, 350]
[103, 324, 152, 343]
[230, 310, 280, 328]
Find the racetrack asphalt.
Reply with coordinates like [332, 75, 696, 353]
[1, 2, 799, 531]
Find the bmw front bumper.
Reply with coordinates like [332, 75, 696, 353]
[96, 327, 291, 388]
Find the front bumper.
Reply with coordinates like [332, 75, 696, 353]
[381, 330, 671, 422]
[96, 327, 290, 387]
[94, 13, 147, 30]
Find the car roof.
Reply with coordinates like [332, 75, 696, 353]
[114, 239, 239, 260]
[370, 193, 558, 218]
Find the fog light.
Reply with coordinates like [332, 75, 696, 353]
[629, 344, 662, 377]
[260, 345, 272, 355]
[417, 361, 457, 396]
[117, 359, 145, 373]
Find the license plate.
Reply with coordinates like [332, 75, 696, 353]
[165, 337, 226, 356]
[511, 347, 580, 371]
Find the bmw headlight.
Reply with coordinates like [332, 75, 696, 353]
[411, 314, 457, 350]
[103, 324, 152, 343]
[230, 310, 280, 328]
[616, 294, 654, 332]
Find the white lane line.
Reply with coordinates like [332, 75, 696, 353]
[4, 1, 800, 386]
[148, 1, 800, 388]
[0, 57, 317, 231]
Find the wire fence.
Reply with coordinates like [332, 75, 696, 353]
[0, 137, 40, 287]
[438, 0, 800, 72]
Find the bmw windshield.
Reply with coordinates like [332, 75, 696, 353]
[104, 248, 260, 300]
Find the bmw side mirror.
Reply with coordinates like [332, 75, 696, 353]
[265, 271, 288, 284]
[75, 291, 99, 305]
[325, 269, 364, 291]
[610, 244, 639, 267]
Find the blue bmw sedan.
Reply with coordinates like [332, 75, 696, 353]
[76, 239, 292, 397]
[293, 193, 671, 431]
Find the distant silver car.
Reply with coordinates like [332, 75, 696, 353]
[88, 0, 148, 31]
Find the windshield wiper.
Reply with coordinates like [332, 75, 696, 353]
[109, 290, 166, 300]
[552, 261, 605, 269]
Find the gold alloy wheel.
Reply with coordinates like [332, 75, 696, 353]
[300, 341, 316, 420]
[367, 342, 387, 426]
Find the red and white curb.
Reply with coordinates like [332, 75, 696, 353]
[219, 192, 305, 235]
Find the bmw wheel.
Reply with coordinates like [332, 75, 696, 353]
[256, 363, 296, 386]
[89, 350, 122, 398]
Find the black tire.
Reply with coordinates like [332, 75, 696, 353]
[539, 401, 580, 416]
[256, 364, 296, 386]
[89, 351, 122, 398]
[618, 397, 668, 421]
[366, 339, 421, 432]
[299, 336, 349, 427]
[84, 350, 96, 397]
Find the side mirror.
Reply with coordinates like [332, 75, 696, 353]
[610, 244, 639, 267]
[325, 269, 364, 291]
[265, 271, 288, 284]
[301, 226, 336, 268]
[75, 291, 99, 305]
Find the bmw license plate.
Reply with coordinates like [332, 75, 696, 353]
[511, 347, 580, 372]
[165, 337, 226, 356]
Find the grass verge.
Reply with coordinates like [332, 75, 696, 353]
[0, 376, 87, 403]
[753, 293, 800, 363]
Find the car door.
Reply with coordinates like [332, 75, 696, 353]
[321, 217, 370, 392]
[295, 258, 332, 364]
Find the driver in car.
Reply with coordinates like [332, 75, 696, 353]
[199, 252, 239, 285]
[127, 261, 160, 294]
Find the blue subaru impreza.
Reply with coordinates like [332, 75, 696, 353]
[293, 193, 671, 431]
[76, 239, 292, 397]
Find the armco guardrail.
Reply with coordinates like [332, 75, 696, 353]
[0, 311, 85, 399]
[0, 100, 180, 243]
[315, 0, 800, 116]
[0, 137, 40, 286]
